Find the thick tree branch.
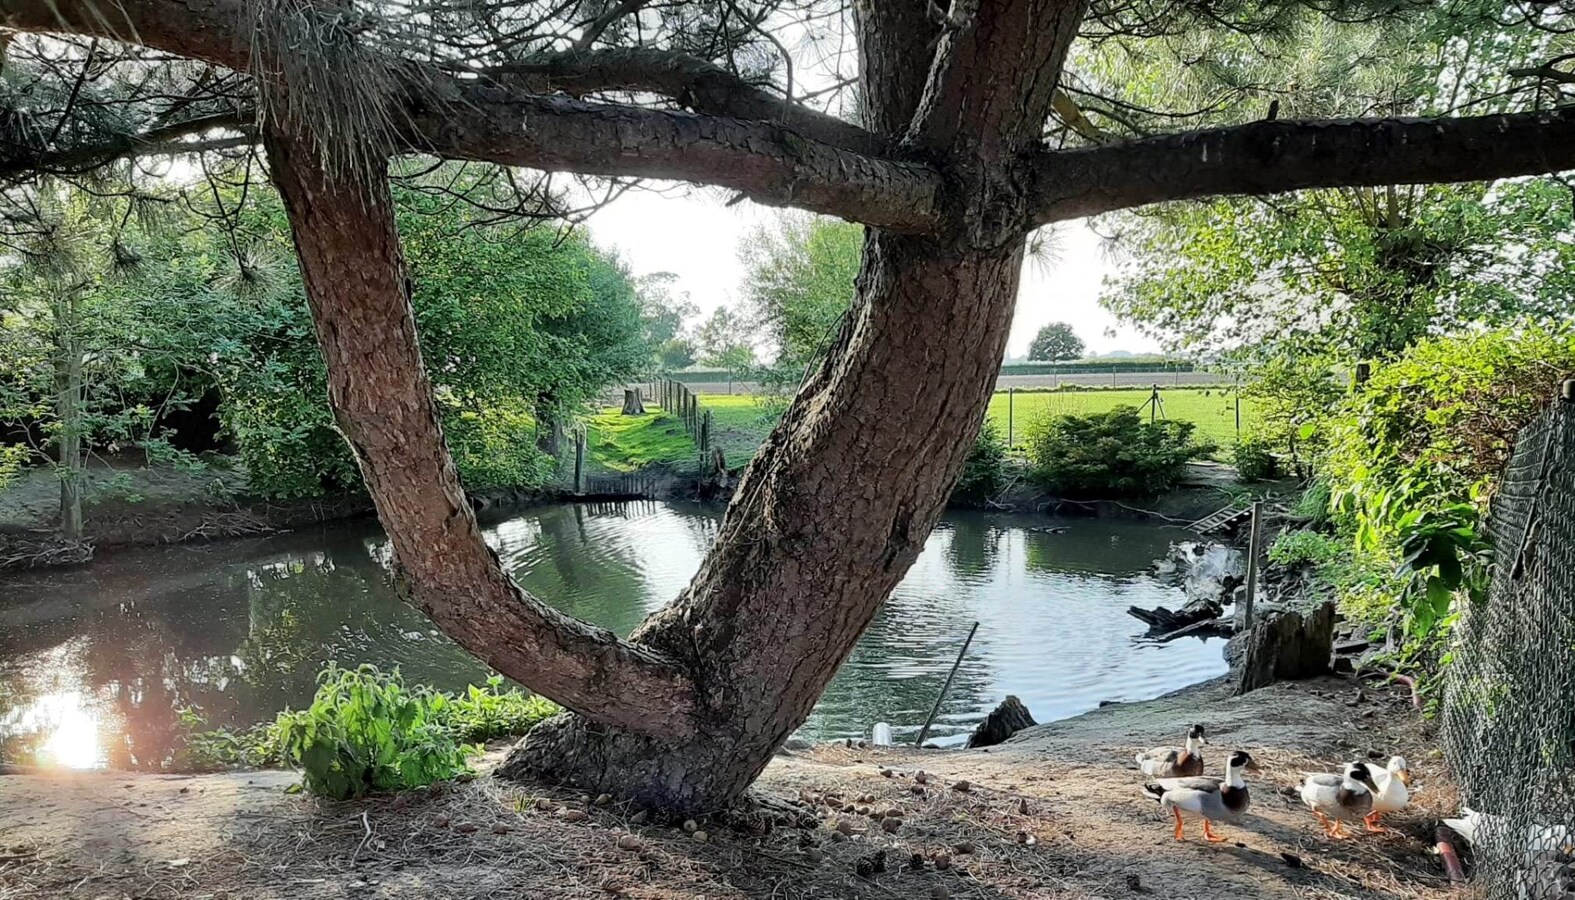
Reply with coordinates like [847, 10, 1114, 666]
[409, 86, 942, 231]
[262, 119, 701, 741]
[1031, 108, 1575, 223]
[481, 48, 887, 156]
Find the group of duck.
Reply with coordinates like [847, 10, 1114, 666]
[1134, 724, 1411, 843]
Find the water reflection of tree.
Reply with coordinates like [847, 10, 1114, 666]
[1023, 522, 1181, 577]
[941, 514, 1002, 579]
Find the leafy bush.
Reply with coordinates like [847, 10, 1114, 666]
[1231, 438, 1278, 482]
[1024, 406, 1214, 497]
[177, 668, 560, 795]
[952, 419, 1010, 506]
[1319, 324, 1575, 648]
[443, 402, 555, 490]
[1267, 529, 1342, 569]
[271, 665, 476, 799]
[443, 675, 561, 742]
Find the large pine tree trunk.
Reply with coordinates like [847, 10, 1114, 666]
[259, 0, 1080, 817]
[502, 233, 1024, 810]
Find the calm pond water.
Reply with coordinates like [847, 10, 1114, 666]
[0, 502, 1228, 769]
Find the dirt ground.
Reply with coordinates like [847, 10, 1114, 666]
[0, 675, 1462, 899]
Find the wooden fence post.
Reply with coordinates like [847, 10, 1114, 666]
[700, 409, 711, 453]
[1235, 500, 1264, 692]
[573, 427, 586, 495]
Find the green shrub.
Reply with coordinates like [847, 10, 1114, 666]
[1267, 529, 1342, 569]
[177, 668, 560, 796]
[1293, 479, 1332, 527]
[1024, 406, 1214, 497]
[1231, 438, 1278, 482]
[443, 401, 555, 489]
[272, 665, 476, 799]
[443, 675, 561, 742]
[952, 419, 1009, 506]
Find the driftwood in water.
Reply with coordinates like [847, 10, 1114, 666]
[1128, 596, 1223, 635]
[1154, 616, 1235, 643]
[621, 388, 646, 416]
[1235, 601, 1336, 694]
[965, 695, 1037, 748]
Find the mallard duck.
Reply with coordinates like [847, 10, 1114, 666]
[1135, 724, 1206, 778]
[1299, 762, 1380, 838]
[1365, 756, 1411, 832]
[1141, 749, 1253, 843]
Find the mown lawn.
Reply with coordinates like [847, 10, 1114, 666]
[986, 387, 1254, 449]
[588, 387, 1255, 473]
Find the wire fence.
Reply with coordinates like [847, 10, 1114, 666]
[1440, 383, 1575, 899]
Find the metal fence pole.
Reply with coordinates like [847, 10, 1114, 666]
[916, 621, 980, 747]
[1008, 387, 1015, 447]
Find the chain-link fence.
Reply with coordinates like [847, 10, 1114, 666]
[1441, 387, 1575, 899]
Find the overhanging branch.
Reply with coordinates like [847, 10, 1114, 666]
[409, 86, 943, 232]
[3, 0, 942, 231]
[1031, 107, 1575, 223]
[479, 47, 887, 156]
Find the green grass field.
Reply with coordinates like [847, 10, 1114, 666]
[588, 387, 1255, 473]
[584, 395, 783, 474]
[986, 388, 1254, 449]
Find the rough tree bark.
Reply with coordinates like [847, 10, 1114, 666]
[499, 0, 1086, 812]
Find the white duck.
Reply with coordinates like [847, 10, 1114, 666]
[1141, 749, 1254, 843]
[1443, 807, 1573, 863]
[1299, 762, 1380, 838]
[1365, 755, 1412, 833]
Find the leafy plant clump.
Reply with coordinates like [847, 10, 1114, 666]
[951, 418, 1010, 506]
[1231, 437, 1278, 482]
[272, 665, 478, 799]
[1266, 529, 1342, 570]
[1024, 406, 1215, 497]
[177, 669, 560, 798]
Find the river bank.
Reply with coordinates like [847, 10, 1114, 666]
[0, 453, 1257, 571]
[0, 674, 1455, 899]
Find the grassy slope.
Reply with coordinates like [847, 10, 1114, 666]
[587, 388, 1256, 473]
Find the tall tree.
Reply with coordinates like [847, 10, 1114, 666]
[740, 214, 862, 382]
[6, 0, 1575, 815]
[1028, 322, 1085, 361]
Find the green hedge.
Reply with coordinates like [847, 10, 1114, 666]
[1000, 359, 1198, 375]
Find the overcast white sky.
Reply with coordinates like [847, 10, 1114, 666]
[581, 184, 1162, 358]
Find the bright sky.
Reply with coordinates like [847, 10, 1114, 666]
[582, 184, 1161, 358]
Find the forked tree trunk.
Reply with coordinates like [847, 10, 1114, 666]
[261, 0, 1078, 816]
[503, 234, 1024, 809]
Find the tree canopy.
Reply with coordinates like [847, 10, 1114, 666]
[1028, 322, 1085, 361]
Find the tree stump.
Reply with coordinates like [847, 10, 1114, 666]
[621, 388, 646, 416]
[1234, 601, 1336, 694]
[965, 696, 1037, 748]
